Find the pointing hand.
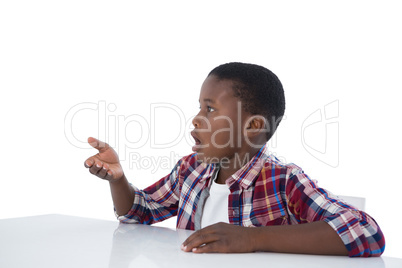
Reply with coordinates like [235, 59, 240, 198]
[84, 137, 124, 182]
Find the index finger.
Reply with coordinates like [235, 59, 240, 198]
[88, 137, 109, 153]
[181, 228, 217, 252]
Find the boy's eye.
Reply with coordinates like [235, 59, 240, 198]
[199, 105, 216, 112]
[207, 106, 215, 112]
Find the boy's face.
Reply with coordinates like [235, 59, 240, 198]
[191, 75, 251, 164]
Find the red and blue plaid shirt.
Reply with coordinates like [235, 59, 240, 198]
[117, 145, 385, 257]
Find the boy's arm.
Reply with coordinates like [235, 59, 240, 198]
[108, 175, 135, 216]
[181, 220, 348, 255]
[84, 137, 181, 223]
[84, 137, 134, 216]
[115, 165, 181, 224]
[182, 170, 385, 256]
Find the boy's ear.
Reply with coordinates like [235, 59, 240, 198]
[245, 115, 267, 137]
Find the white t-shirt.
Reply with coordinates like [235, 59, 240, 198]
[200, 172, 230, 228]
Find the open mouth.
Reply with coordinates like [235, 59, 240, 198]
[191, 131, 202, 151]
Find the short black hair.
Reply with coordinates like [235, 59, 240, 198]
[208, 62, 285, 141]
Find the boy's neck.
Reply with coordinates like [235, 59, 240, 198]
[215, 147, 262, 184]
[215, 169, 234, 185]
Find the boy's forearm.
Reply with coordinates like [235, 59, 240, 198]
[109, 175, 135, 216]
[250, 221, 348, 256]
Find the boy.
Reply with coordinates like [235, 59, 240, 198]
[84, 62, 385, 257]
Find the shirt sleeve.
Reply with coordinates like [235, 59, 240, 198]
[115, 157, 184, 225]
[285, 168, 385, 257]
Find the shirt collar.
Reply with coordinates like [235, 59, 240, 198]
[227, 144, 269, 189]
[197, 145, 269, 189]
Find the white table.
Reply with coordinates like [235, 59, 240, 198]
[0, 214, 400, 268]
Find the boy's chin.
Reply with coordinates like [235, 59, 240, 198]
[195, 152, 225, 165]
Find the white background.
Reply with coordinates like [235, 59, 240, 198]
[1, 0, 401, 258]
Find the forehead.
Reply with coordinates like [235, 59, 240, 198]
[199, 76, 237, 104]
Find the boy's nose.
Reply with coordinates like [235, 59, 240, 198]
[192, 114, 206, 129]
[192, 116, 200, 128]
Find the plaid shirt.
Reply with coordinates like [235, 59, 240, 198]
[117, 145, 385, 257]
